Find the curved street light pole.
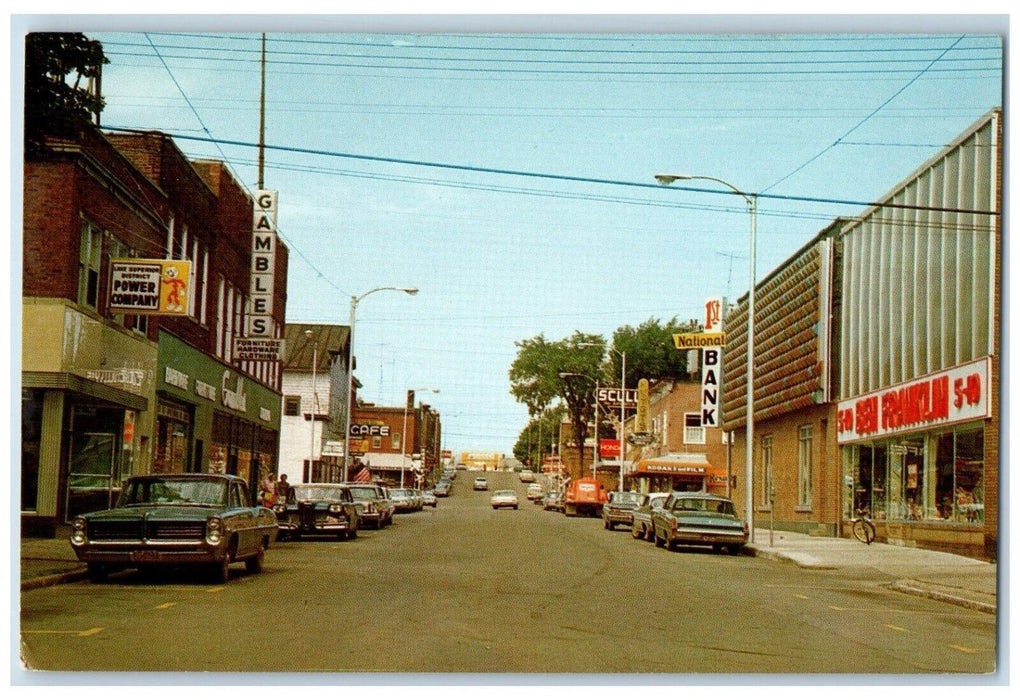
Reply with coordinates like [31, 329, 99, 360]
[655, 173, 757, 542]
[343, 286, 419, 482]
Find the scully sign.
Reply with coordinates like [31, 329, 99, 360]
[247, 190, 278, 338]
[837, 358, 990, 444]
[109, 259, 191, 315]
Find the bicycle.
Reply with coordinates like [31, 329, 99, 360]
[850, 509, 876, 545]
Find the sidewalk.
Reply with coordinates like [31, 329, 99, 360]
[744, 529, 998, 614]
[18, 529, 999, 614]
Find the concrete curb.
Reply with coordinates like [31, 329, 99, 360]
[21, 568, 88, 592]
[745, 546, 838, 570]
[888, 580, 997, 615]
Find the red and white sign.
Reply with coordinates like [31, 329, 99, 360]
[836, 357, 990, 444]
[599, 439, 620, 458]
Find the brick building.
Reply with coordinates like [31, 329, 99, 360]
[22, 125, 288, 535]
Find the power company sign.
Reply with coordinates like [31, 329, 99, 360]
[234, 190, 283, 361]
[836, 357, 990, 444]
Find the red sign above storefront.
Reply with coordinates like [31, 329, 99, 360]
[836, 357, 990, 444]
[600, 439, 620, 458]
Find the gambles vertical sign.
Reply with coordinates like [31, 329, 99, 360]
[248, 190, 277, 337]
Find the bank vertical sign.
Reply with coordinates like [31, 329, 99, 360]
[700, 296, 725, 427]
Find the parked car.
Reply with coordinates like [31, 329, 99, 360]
[630, 492, 671, 541]
[650, 492, 748, 554]
[390, 488, 418, 513]
[602, 491, 645, 530]
[345, 484, 393, 528]
[542, 491, 565, 512]
[434, 481, 452, 497]
[526, 483, 545, 502]
[274, 483, 359, 541]
[473, 477, 488, 491]
[69, 473, 277, 583]
[422, 490, 437, 508]
[518, 470, 536, 483]
[490, 490, 519, 509]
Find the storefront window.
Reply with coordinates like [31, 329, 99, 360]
[66, 405, 123, 521]
[21, 389, 44, 512]
[845, 425, 983, 526]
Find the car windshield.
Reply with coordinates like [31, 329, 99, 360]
[348, 487, 380, 499]
[612, 492, 643, 504]
[494, 491, 514, 497]
[292, 485, 346, 501]
[649, 496, 668, 508]
[391, 489, 411, 497]
[119, 478, 227, 506]
[671, 498, 736, 515]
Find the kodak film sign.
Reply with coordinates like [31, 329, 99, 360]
[247, 190, 277, 338]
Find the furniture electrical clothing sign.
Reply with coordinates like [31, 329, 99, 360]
[109, 259, 192, 315]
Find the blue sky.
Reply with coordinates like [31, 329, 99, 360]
[14, 15, 1006, 457]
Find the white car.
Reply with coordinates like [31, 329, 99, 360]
[518, 470, 536, 483]
[490, 490, 519, 510]
[526, 483, 545, 502]
[473, 477, 488, 491]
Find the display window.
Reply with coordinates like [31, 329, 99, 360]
[843, 423, 984, 524]
[154, 399, 192, 474]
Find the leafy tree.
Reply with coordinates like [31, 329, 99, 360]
[606, 317, 700, 387]
[512, 404, 566, 468]
[24, 33, 108, 157]
[509, 331, 604, 468]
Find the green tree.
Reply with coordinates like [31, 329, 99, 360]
[606, 317, 699, 387]
[512, 404, 566, 469]
[25, 33, 108, 157]
[509, 331, 604, 468]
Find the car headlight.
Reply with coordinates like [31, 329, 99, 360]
[274, 504, 287, 514]
[329, 504, 343, 514]
[206, 517, 224, 545]
[70, 517, 88, 545]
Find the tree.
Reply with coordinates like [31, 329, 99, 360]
[25, 33, 108, 158]
[509, 331, 604, 470]
[607, 317, 699, 387]
[512, 404, 566, 468]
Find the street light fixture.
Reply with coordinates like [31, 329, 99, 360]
[655, 173, 757, 542]
[343, 286, 419, 482]
[402, 387, 439, 488]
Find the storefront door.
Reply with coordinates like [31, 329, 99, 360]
[65, 406, 123, 521]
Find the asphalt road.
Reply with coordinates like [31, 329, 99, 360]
[19, 470, 996, 676]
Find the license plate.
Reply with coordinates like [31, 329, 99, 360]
[130, 550, 162, 563]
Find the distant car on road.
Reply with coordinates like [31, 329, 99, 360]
[434, 481, 452, 497]
[630, 492, 670, 541]
[390, 488, 417, 513]
[518, 470, 537, 483]
[274, 483, 359, 541]
[422, 490, 437, 508]
[473, 477, 488, 491]
[602, 491, 645, 530]
[70, 473, 277, 584]
[345, 484, 393, 529]
[650, 492, 748, 555]
[542, 492, 564, 512]
[490, 490, 519, 509]
[526, 483, 545, 502]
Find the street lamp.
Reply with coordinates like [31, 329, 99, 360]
[402, 387, 439, 488]
[655, 173, 757, 541]
[304, 329, 319, 482]
[558, 372, 598, 483]
[343, 286, 419, 482]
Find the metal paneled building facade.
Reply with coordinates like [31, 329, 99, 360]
[837, 109, 1000, 558]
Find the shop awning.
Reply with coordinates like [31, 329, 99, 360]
[363, 452, 412, 470]
[633, 453, 714, 476]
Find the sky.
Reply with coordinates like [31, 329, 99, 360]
[11, 14, 1006, 458]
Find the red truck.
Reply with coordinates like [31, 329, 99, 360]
[563, 477, 609, 517]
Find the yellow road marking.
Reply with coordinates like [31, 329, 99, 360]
[794, 594, 809, 600]
[154, 602, 177, 610]
[884, 624, 908, 632]
[206, 587, 224, 593]
[950, 645, 977, 654]
[22, 627, 103, 637]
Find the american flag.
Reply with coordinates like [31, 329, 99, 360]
[352, 467, 372, 483]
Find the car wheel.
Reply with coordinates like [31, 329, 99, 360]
[87, 563, 108, 583]
[727, 545, 742, 556]
[212, 557, 231, 584]
[349, 529, 358, 539]
[654, 528, 665, 548]
[631, 525, 642, 539]
[245, 546, 265, 574]
[514, 505, 518, 510]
